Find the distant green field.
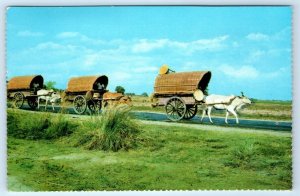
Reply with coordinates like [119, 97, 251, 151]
[7, 109, 292, 191]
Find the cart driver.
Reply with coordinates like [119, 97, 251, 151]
[96, 82, 105, 92]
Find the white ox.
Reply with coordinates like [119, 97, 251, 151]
[37, 89, 61, 111]
[201, 94, 252, 124]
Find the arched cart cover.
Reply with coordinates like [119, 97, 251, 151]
[7, 75, 44, 90]
[154, 71, 211, 95]
[66, 75, 109, 92]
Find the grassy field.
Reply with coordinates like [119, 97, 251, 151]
[7, 109, 292, 191]
[131, 96, 292, 121]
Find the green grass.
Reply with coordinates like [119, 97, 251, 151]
[7, 109, 76, 140]
[7, 109, 292, 191]
[77, 106, 141, 151]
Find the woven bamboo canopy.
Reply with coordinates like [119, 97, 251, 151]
[66, 75, 108, 92]
[154, 71, 211, 95]
[7, 75, 43, 90]
[103, 92, 123, 100]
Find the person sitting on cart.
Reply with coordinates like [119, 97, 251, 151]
[95, 82, 105, 92]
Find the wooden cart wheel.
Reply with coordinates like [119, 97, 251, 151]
[73, 95, 87, 114]
[165, 97, 187, 121]
[27, 97, 38, 109]
[183, 104, 198, 119]
[13, 92, 24, 108]
[87, 100, 102, 113]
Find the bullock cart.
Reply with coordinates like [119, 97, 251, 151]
[102, 92, 132, 107]
[7, 75, 44, 109]
[152, 67, 211, 121]
[63, 75, 108, 114]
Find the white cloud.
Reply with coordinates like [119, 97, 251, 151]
[246, 33, 269, 41]
[35, 42, 64, 50]
[219, 64, 288, 80]
[251, 50, 265, 58]
[109, 72, 132, 84]
[131, 36, 229, 54]
[189, 35, 229, 51]
[219, 65, 259, 79]
[33, 42, 79, 52]
[232, 41, 239, 48]
[83, 54, 100, 66]
[246, 27, 291, 44]
[17, 30, 44, 37]
[247, 50, 266, 62]
[265, 67, 288, 79]
[132, 39, 168, 53]
[273, 27, 291, 40]
[56, 32, 106, 45]
[57, 32, 80, 38]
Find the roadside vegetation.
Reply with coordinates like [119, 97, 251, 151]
[77, 105, 141, 151]
[7, 108, 292, 191]
[7, 109, 76, 140]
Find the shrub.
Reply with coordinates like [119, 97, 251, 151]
[141, 92, 148, 97]
[115, 86, 125, 94]
[7, 110, 76, 140]
[44, 115, 75, 139]
[80, 105, 141, 151]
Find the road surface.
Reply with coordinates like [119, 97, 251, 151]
[12, 104, 292, 131]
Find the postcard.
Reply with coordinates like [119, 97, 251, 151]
[6, 6, 292, 191]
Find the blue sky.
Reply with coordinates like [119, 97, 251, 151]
[6, 6, 292, 100]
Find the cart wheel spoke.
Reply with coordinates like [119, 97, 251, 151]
[183, 105, 198, 120]
[13, 92, 24, 108]
[165, 96, 186, 121]
[166, 105, 173, 113]
[28, 97, 38, 109]
[73, 95, 87, 114]
[88, 100, 102, 114]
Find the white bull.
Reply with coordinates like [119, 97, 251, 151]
[201, 94, 252, 124]
[37, 89, 61, 111]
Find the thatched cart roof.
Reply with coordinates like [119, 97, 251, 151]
[7, 75, 43, 90]
[154, 71, 211, 95]
[66, 75, 108, 92]
[103, 92, 124, 100]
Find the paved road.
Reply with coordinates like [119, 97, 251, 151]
[13, 104, 292, 131]
[133, 111, 292, 131]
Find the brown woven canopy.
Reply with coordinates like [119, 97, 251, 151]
[66, 75, 108, 92]
[103, 92, 123, 100]
[154, 71, 211, 95]
[7, 75, 44, 90]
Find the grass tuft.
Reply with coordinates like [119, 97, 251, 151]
[223, 140, 256, 168]
[79, 105, 142, 151]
